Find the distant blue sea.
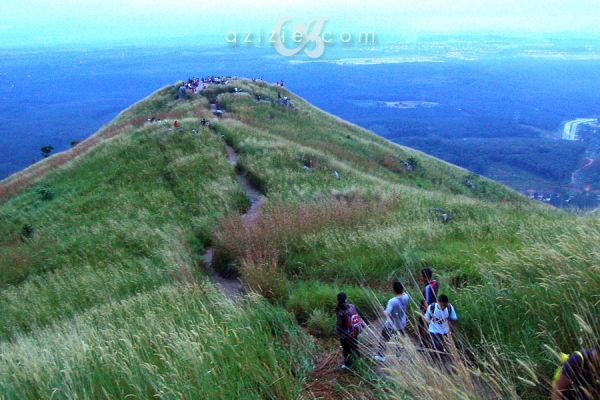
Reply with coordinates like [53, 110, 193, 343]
[1, 44, 600, 181]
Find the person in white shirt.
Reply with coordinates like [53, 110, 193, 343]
[424, 294, 458, 360]
[374, 281, 410, 363]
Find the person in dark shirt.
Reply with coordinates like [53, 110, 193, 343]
[552, 341, 600, 400]
[420, 267, 439, 311]
[335, 292, 361, 369]
[418, 267, 439, 348]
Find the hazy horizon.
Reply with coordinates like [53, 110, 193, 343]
[2, 0, 600, 48]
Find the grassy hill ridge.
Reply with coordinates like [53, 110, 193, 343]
[0, 79, 598, 399]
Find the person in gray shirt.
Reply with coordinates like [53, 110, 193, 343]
[375, 281, 410, 363]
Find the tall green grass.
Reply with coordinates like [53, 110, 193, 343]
[0, 86, 316, 400]
[1, 79, 597, 399]
[0, 122, 247, 337]
[0, 284, 314, 400]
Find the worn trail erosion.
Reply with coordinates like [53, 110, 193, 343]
[202, 134, 265, 298]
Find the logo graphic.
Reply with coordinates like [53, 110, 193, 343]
[272, 17, 328, 59]
[224, 18, 376, 59]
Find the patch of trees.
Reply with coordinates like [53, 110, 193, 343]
[381, 116, 540, 140]
[40, 145, 54, 158]
[398, 136, 586, 182]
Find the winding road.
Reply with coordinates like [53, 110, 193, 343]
[571, 156, 596, 189]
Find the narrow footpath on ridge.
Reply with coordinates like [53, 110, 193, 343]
[201, 106, 265, 298]
[195, 101, 491, 400]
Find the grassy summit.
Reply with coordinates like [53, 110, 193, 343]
[0, 79, 597, 399]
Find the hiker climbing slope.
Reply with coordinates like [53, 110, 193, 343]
[552, 341, 600, 400]
[419, 267, 439, 346]
[375, 281, 409, 363]
[335, 292, 365, 370]
[420, 267, 439, 309]
[424, 294, 458, 361]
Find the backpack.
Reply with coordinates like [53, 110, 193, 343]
[346, 305, 364, 338]
[428, 303, 453, 323]
[552, 350, 584, 386]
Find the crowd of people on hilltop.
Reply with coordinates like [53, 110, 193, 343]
[178, 76, 233, 98]
[201, 76, 231, 85]
[176, 75, 295, 111]
[335, 267, 599, 399]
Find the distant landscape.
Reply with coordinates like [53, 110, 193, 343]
[2, 20, 600, 398]
[2, 36, 600, 207]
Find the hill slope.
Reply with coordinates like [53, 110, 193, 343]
[0, 79, 598, 399]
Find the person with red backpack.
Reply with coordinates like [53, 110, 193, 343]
[418, 267, 439, 347]
[335, 292, 365, 369]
